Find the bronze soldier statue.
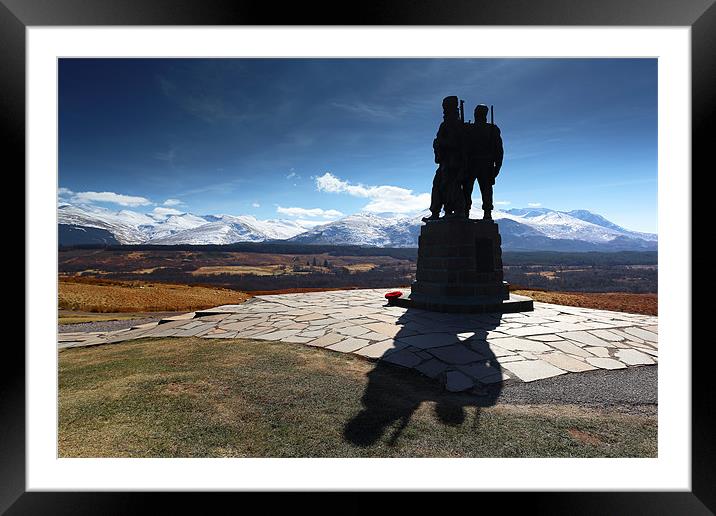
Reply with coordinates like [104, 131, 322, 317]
[422, 96, 467, 222]
[463, 104, 503, 220]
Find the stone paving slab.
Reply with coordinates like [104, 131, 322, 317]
[57, 288, 659, 392]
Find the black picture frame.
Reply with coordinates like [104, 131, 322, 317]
[6, 0, 711, 512]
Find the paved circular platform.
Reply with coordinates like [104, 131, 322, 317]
[58, 288, 658, 392]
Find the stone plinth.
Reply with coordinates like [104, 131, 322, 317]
[401, 218, 533, 313]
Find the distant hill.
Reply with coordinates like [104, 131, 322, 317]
[289, 209, 657, 251]
[58, 203, 657, 252]
[59, 224, 119, 246]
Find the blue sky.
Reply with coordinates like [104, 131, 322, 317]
[58, 58, 657, 233]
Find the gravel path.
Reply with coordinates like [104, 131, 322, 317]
[58, 316, 168, 334]
[498, 365, 657, 412]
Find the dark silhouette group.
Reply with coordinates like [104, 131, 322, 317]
[343, 310, 504, 447]
[424, 96, 503, 222]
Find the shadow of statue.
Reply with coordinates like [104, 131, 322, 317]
[343, 307, 504, 447]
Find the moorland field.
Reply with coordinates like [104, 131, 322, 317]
[58, 244, 657, 316]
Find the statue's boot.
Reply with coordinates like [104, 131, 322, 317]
[421, 212, 440, 222]
[483, 210, 492, 220]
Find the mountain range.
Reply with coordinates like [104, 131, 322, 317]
[58, 203, 657, 252]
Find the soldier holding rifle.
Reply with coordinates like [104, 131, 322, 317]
[423, 98, 503, 222]
[463, 103, 503, 220]
[422, 96, 467, 222]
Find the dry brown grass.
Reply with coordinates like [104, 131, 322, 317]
[513, 289, 657, 316]
[343, 263, 378, 273]
[190, 265, 288, 276]
[59, 279, 251, 313]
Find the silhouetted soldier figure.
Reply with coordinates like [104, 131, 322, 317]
[463, 104, 503, 220]
[423, 96, 466, 222]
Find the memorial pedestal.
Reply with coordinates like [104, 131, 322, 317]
[394, 218, 533, 313]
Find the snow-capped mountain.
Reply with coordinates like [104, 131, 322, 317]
[563, 209, 657, 242]
[148, 220, 265, 245]
[58, 203, 657, 251]
[58, 203, 150, 244]
[58, 204, 309, 246]
[288, 208, 657, 251]
[148, 215, 308, 245]
[141, 213, 209, 241]
[202, 215, 308, 241]
[288, 212, 422, 247]
[502, 208, 656, 242]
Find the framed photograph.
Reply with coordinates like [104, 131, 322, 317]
[8, 0, 712, 511]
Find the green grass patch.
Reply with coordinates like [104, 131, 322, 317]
[59, 338, 657, 458]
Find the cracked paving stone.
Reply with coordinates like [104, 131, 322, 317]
[622, 327, 658, 343]
[487, 336, 552, 353]
[588, 329, 623, 342]
[584, 346, 610, 357]
[495, 355, 525, 364]
[415, 358, 450, 379]
[615, 348, 655, 365]
[326, 337, 371, 353]
[557, 330, 610, 347]
[253, 329, 301, 341]
[456, 361, 508, 382]
[397, 333, 460, 350]
[503, 325, 560, 337]
[362, 322, 403, 338]
[540, 352, 596, 372]
[525, 334, 564, 342]
[445, 370, 475, 392]
[354, 339, 405, 359]
[282, 335, 314, 343]
[427, 344, 486, 365]
[306, 333, 344, 348]
[219, 320, 261, 332]
[585, 357, 627, 370]
[380, 349, 422, 368]
[501, 359, 567, 382]
[295, 313, 327, 322]
[335, 326, 371, 337]
[468, 340, 516, 357]
[545, 340, 593, 358]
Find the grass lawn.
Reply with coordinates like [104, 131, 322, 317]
[59, 337, 657, 458]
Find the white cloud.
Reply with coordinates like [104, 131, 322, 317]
[286, 171, 298, 180]
[494, 201, 512, 206]
[163, 198, 184, 206]
[277, 206, 343, 219]
[58, 187, 74, 196]
[152, 206, 183, 217]
[315, 172, 430, 214]
[252, 202, 261, 208]
[528, 202, 542, 207]
[72, 191, 152, 207]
